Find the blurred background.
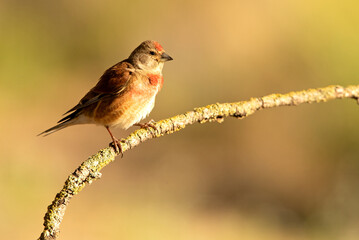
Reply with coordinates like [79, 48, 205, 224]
[1, 0, 359, 239]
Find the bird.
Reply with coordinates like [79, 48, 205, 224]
[39, 40, 173, 154]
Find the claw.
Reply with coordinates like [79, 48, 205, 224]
[106, 126, 123, 157]
[109, 140, 123, 157]
[134, 119, 157, 131]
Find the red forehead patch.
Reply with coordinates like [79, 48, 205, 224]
[154, 41, 163, 51]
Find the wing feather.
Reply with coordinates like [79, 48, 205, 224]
[63, 61, 134, 115]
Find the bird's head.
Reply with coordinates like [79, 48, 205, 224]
[129, 40, 173, 74]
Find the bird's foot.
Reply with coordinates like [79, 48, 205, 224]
[109, 138, 124, 157]
[134, 119, 157, 131]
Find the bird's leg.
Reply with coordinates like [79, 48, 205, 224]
[106, 126, 123, 157]
[134, 119, 157, 130]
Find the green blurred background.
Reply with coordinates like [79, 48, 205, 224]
[1, 0, 359, 239]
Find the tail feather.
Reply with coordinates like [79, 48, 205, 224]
[57, 110, 80, 124]
[38, 119, 75, 136]
[38, 110, 81, 136]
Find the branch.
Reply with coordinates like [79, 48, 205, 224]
[38, 85, 359, 240]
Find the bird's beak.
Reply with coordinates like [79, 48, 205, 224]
[160, 52, 173, 62]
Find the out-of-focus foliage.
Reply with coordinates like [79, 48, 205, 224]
[1, 1, 358, 239]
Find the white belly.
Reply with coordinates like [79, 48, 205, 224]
[112, 95, 156, 129]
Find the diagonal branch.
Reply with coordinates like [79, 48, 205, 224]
[38, 84, 359, 240]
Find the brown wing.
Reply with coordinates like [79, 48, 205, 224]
[58, 61, 134, 123]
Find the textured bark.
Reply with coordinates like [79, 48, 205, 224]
[38, 84, 359, 240]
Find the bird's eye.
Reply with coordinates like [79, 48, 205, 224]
[149, 51, 156, 55]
